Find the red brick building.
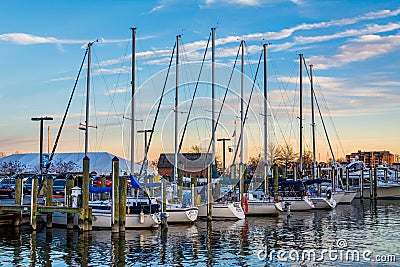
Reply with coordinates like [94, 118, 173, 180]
[345, 150, 394, 168]
[157, 153, 212, 178]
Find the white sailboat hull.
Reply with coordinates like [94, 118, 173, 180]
[166, 206, 198, 223]
[332, 191, 344, 203]
[361, 183, 400, 199]
[198, 202, 245, 220]
[246, 201, 282, 215]
[46, 210, 161, 229]
[310, 197, 336, 209]
[339, 191, 357, 204]
[279, 197, 315, 211]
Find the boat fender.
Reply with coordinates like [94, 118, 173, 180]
[326, 190, 332, 200]
[140, 210, 145, 224]
[241, 195, 249, 214]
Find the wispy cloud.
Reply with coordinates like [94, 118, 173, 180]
[146, 4, 165, 13]
[205, 0, 262, 6]
[0, 33, 86, 45]
[309, 32, 400, 69]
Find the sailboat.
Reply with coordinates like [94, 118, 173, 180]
[243, 43, 283, 216]
[153, 34, 198, 224]
[274, 54, 315, 211]
[303, 63, 336, 210]
[49, 32, 161, 229]
[197, 28, 245, 220]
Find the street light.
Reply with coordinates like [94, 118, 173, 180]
[32, 116, 53, 173]
[217, 138, 231, 172]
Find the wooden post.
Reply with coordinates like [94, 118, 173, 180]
[15, 174, 23, 205]
[282, 165, 287, 180]
[162, 178, 167, 214]
[373, 167, 378, 200]
[149, 175, 154, 197]
[101, 175, 106, 200]
[293, 165, 297, 181]
[384, 168, 388, 183]
[30, 175, 38, 231]
[345, 168, 349, 191]
[66, 175, 74, 229]
[264, 165, 269, 197]
[360, 169, 364, 200]
[207, 164, 213, 221]
[80, 156, 90, 232]
[161, 177, 168, 228]
[273, 164, 279, 202]
[191, 175, 197, 205]
[87, 207, 92, 231]
[14, 174, 23, 226]
[369, 169, 373, 199]
[119, 175, 127, 232]
[178, 164, 183, 200]
[112, 157, 120, 233]
[45, 174, 53, 228]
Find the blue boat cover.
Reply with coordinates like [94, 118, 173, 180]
[130, 175, 141, 189]
[89, 184, 111, 193]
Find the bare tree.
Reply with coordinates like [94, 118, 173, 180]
[275, 143, 299, 166]
[191, 145, 201, 153]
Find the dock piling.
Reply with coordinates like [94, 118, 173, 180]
[373, 167, 378, 200]
[112, 157, 120, 233]
[273, 164, 279, 202]
[360, 169, 364, 200]
[119, 174, 127, 232]
[30, 175, 38, 231]
[45, 174, 53, 228]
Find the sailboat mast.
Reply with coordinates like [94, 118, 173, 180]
[299, 53, 303, 178]
[131, 27, 136, 174]
[174, 35, 180, 183]
[208, 28, 216, 220]
[310, 64, 316, 179]
[239, 40, 245, 201]
[84, 42, 93, 157]
[211, 28, 216, 169]
[263, 43, 269, 195]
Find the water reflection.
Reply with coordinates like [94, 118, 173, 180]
[0, 200, 399, 266]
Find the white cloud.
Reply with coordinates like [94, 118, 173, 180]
[0, 33, 86, 45]
[147, 4, 165, 13]
[309, 32, 400, 69]
[205, 0, 262, 6]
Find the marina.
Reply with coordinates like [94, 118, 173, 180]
[1, 1, 400, 266]
[0, 198, 399, 266]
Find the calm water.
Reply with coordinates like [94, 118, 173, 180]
[0, 200, 399, 266]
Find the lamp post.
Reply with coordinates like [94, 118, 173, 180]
[32, 116, 53, 173]
[217, 138, 231, 172]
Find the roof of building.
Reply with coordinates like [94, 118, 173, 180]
[157, 153, 213, 171]
[0, 152, 157, 175]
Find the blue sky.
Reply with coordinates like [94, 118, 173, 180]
[0, 0, 399, 165]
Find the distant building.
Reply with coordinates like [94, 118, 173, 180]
[345, 150, 394, 168]
[157, 153, 212, 178]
